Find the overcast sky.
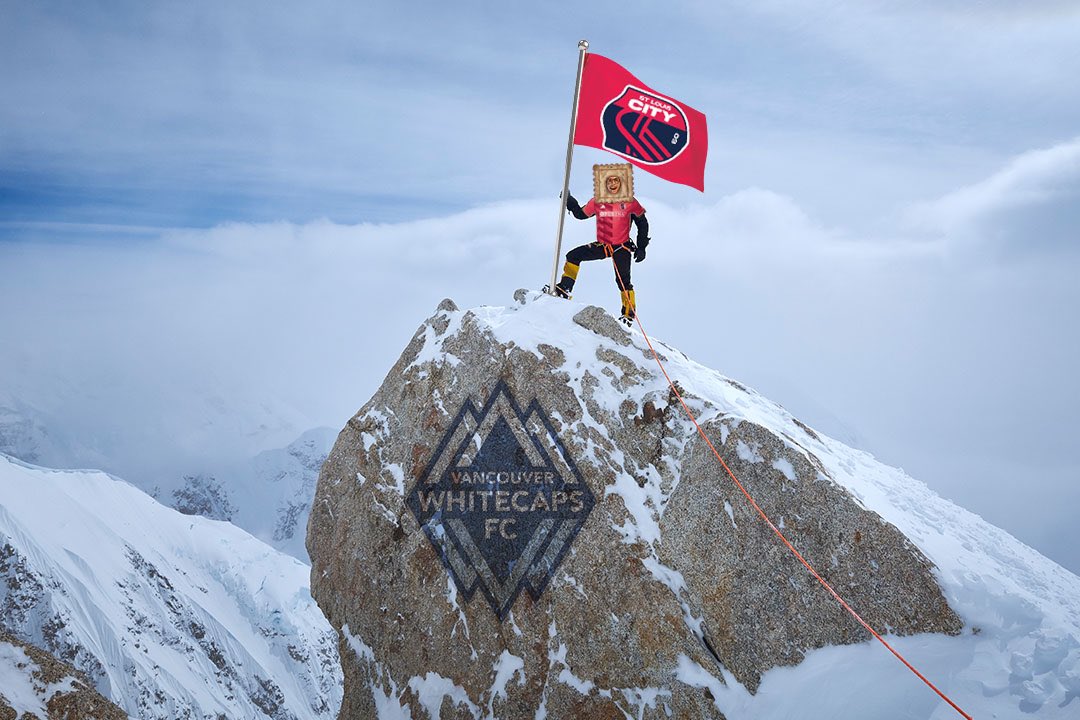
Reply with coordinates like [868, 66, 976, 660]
[2, 2, 1078, 574]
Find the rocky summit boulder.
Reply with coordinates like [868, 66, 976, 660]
[307, 292, 963, 719]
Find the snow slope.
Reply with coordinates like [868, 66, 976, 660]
[0, 453, 342, 720]
[435, 293, 1080, 719]
[0, 629, 127, 718]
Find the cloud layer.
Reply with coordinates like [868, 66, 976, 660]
[906, 137, 1080, 254]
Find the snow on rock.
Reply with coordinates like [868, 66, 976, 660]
[0, 454, 342, 720]
[303, 292, 1080, 719]
[172, 474, 237, 521]
[0, 630, 127, 719]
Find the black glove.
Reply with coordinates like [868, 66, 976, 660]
[634, 236, 650, 263]
[564, 193, 582, 215]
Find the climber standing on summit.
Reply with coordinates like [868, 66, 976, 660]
[552, 163, 649, 325]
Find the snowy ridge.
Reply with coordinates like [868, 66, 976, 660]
[444, 292, 1080, 718]
[0, 454, 342, 720]
[662, 339, 1080, 717]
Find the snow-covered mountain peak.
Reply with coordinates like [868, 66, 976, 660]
[310, 291, 1080, 719]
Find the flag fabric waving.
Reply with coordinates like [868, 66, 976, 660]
[573, 53, 708, 192]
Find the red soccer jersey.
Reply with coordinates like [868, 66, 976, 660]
[581, 198, 646, 246]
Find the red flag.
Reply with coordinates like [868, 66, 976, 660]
[574, 54, 708, 192]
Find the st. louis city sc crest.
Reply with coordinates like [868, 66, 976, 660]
[601, 85, 690, 165]
[406, 381, 594, 619]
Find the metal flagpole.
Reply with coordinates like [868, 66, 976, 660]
[548, 39, 589, 294]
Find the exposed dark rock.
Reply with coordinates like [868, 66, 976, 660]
[172, 474, 236, 521]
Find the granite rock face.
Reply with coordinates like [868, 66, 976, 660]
[307, 294, 962, 719]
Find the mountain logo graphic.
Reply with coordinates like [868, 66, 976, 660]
[406, 381, 594, 619]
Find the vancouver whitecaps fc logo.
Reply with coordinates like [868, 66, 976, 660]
[601, 85, 689, 165]
[405, 381, 594, 619]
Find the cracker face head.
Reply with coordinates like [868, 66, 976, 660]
[592, 163, 634, 203]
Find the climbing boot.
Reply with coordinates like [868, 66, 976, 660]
[554, 262, 580, 299]
[619, 289, 636, 325]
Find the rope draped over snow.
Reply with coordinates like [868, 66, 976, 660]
[608, 256, 972, 720]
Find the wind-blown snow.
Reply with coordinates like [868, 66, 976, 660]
[0, 453, 342, 720]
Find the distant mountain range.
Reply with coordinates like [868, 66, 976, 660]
[0, 390, 334, 562]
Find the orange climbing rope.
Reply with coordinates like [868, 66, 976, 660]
[607, 256, 972, 720]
